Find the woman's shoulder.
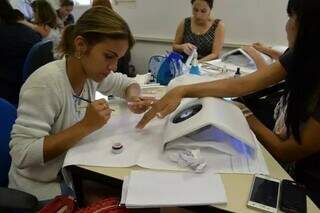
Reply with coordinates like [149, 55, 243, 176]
[46, 27, 61, 41]
[23, 59, 66, 89]
[184, 17, 191, 22]
[279, 49, 293, 72]
[0, 23, 41, 39]
[212, 18, 224, 28]
[181, 17, 191, 26]
[312, 95, 320, 123]
[180, 17, 191, 32]
[175, 18, 189, 33]
[35, 24, 51, 37]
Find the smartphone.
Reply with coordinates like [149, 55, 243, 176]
[279, 179, 306, 213]
[247, 174, 280, 213]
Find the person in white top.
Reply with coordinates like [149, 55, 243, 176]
[19, 0, 61, 51]
[10, 0, 33, 20]
[9, 6, 153, 201]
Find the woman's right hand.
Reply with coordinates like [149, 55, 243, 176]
[136, 86, 185, 129]
[80, 99, 112, 132]
[181, 43, 197, 55]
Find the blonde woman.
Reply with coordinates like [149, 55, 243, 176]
[9, 7, 152, 202]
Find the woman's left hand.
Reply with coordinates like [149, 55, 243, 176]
[127, 96, 157, 114]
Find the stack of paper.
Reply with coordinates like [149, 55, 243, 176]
[121, 171, 227, 208]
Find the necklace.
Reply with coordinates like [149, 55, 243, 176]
[72, 84, 90, 122]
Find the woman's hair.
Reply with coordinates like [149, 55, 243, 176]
[285, 0, 320, 142]
[92, 0, 112, 9]
[190, 0, 213, 10]
[60, 0, 74, 7]
[0, 0, 20, 23]
[57, 6, 134, 55]
[31, 0, 58, 29]
[13, 9, 25, 21]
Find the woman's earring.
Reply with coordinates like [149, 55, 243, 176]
[76, 52, 82, 59]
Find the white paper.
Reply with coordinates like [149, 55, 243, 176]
[133, 73, 152, 85]
[62, 96, 269, 187]
[63, 105, 268, 173]
[122, 171, 227, 208]
[63, 110, 166, 168]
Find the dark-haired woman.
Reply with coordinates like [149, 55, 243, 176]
[138, 0, 320, 206]
[173, 0, 225, 62]
[56, 0, 74, 29]
[0, 0, 41, 106]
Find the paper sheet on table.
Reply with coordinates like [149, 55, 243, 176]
[63, 105, 268, 176]
[120, 171, 227, 208]
[133, 73, 152, 85]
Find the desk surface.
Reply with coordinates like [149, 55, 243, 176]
[78, 87, 319, 212]
[80, 140, 318, 212]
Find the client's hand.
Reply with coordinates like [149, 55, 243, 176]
[136, 87, 185, 129]
[182, 43, 197, 55]
[127, 96, 157, 114]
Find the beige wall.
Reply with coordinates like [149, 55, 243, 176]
[131, 41, 170, 74]
[61, 5, 236, 75]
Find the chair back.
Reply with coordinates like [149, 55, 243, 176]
[22, 40, 54, 82]
[0, 98, 17, 187]
[148, 55, 165, 81]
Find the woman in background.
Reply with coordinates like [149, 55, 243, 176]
[173, 0, 225, 62]
[20, 0, 60, 47]
[56, 0, 74, 29]
[9, 0, 33, 21]
[0, 0, 41, 106]
[138, 0, 320, 206]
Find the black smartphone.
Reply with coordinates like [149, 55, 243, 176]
[279, 179, 306, 213]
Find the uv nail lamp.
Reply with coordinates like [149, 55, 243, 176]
[163, 97, 256, 156]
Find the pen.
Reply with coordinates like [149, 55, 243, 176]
[73, 95, 91, 103]
[73, 95, 115, 111]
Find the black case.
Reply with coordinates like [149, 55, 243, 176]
[279, 179, 306, 213]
